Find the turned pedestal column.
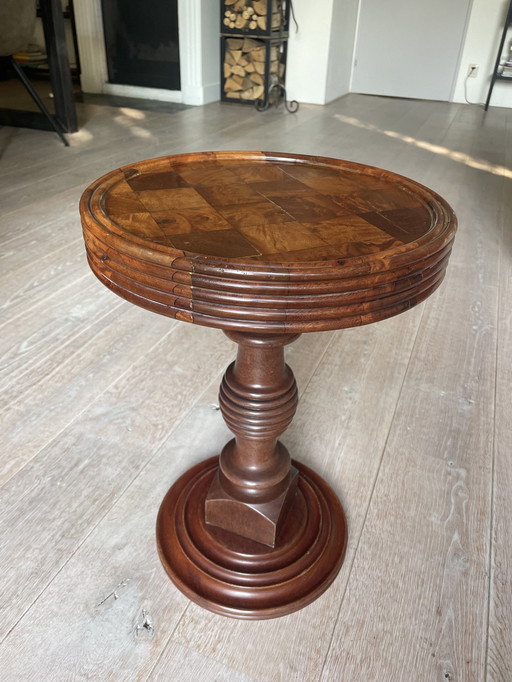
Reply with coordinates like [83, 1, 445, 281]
[80, 150, 457, 620]
[156, 331, 347, 618]
[206, 332, 301, 547]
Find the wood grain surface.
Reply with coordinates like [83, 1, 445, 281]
[487, 116, 512, 682]
[80, 151, 456, 333]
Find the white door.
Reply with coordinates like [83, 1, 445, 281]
[352, 0, 472, 101]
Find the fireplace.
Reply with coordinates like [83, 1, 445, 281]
[101, 0, 180, 91]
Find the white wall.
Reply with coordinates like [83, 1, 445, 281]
[200, 0, 221, 104]
[452, 0, 512, 108]
[286, 0, 359, 105]
[286, 0, 334, 104]
[325, 0, 359, 103]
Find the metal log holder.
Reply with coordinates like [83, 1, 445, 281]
[220, 0, 298, 113]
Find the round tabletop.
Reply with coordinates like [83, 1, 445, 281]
[80, 151, 457, 333]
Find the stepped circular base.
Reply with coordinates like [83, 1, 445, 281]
[156, 456, 348, 619]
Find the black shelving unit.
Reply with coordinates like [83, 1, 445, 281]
[220, 0, 297, 112]
[0, 0, 77, 143]
[29, 3, 80, 83]
[485, 0, 512, 110]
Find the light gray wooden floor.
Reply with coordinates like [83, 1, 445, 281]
[0, 93, 510, 682]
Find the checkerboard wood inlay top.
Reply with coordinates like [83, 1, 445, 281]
[81, 151, 456, 333]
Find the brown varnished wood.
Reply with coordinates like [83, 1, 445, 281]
[205, 331, 301, 547]
[156, 456, 347, 620]
[80, 150, 456, 619]
[80, 150, 457, 334]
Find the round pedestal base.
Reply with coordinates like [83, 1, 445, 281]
[156, 457, 348, 619]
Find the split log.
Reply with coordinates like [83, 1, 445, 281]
[224, 33, 283, 102]
[252, 0, 267, 15]
[242, 37, 261, 52]
[227, 38, 244, 50]
[250, 46, 266, 62]
[221, 1, 284, 34]
[252, 84, 264, 100]
[225, 77, 244, 92]
[272, 12, 281, 29]
[256, 15, 267, 30]
[249, 71, 264, 85]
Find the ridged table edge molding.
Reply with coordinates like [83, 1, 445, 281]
[80, 151, 457, 334]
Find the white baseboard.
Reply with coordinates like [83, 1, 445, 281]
[102, 83, 183, 103]
[182, 82, 220, 105]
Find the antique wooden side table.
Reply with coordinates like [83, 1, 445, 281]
[80, 151, 456, 620]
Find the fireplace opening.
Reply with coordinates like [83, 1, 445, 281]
[101, 0, 180, 91]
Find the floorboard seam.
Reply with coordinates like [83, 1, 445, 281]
[318, 304, 426, 680]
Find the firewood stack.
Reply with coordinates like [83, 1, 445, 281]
[220, 0, 291, 107]
[223, 37, 283, 102]
[222, 0, 282, 34]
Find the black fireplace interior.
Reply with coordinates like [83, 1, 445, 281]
[101, 0, 180, 90]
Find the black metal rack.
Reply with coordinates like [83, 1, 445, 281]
[485, 0, 512, 110]
[0, 0, 77, 145]
[220, 0, 297, 112]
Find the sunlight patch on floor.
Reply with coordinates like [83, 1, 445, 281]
[334, 113, 512, 179]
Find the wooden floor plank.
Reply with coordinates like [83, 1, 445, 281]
[0, 277, 115, 393]
[0, 323, 235, 635]
[0, 240, 89, 327]
[320, 106, 503, 682]
[0, 185, 83, 245]
[0, 215, 83, 275]
[0, 301, 174, 483]
[0, 332, 331, 680]
[0, 380, 228, 681]
[486, 115, 512, 682]
[0, 94, 509, 681]
[321, 279, 497, 681]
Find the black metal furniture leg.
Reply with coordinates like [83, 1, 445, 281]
[10, 57, 69, 146]
[255, 83, 299, 114]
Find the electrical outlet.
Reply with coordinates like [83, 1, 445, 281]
[468, 64, 479, 78]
